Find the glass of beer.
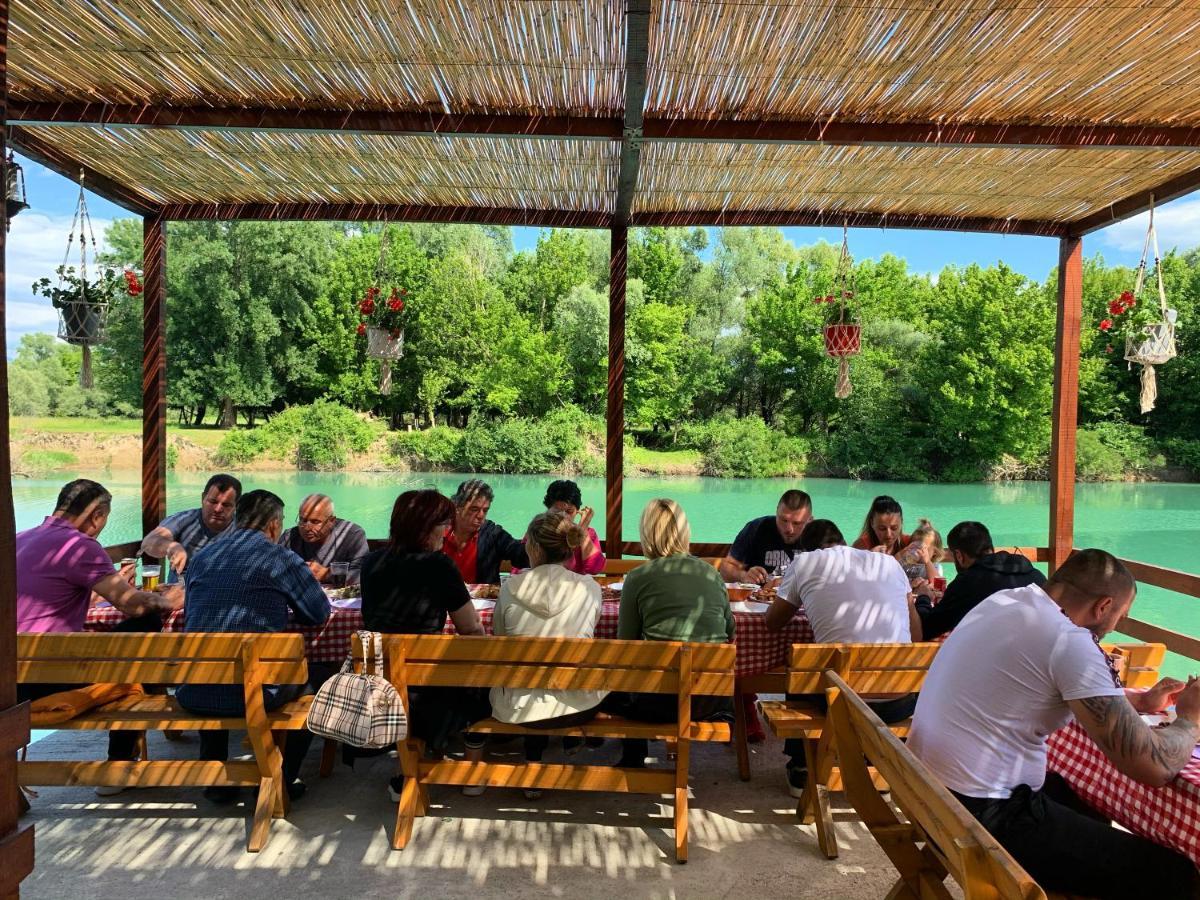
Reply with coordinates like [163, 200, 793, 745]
[118, 557, 138, 586]
[142, 565, 161, 591]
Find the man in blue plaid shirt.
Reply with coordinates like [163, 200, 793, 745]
[176, 489, 330, 803]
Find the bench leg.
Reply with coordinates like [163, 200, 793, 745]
[733, 691, 751, 782]
[269, 730, 290, 819]
[248, 777, 275, 853]
[674, 738, 690, 864]
[319, 739, 337, 778]
[800, 737, 839, 858]
[392, 740, 425, 850]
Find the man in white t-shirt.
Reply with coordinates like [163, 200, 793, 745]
[908, 549, 1200, 898]
[765, 519, 920, 795]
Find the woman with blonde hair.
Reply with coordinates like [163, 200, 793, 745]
[491, 508, 606, 797]
[613, 498, 735, 768]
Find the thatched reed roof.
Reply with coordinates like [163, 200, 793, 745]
[8, 0, 1200, 234]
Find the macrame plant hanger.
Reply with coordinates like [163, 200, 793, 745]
[57, 170, 105, 388]
[823, 222, 861, 399]
[364, 224, 404, 395]
[1125, 196, 1177, 414]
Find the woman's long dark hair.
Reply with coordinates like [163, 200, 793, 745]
[859, 495, 903, 550]
[388, 489, 456, 554]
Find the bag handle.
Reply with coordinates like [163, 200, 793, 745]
[356, 629, 383, 676]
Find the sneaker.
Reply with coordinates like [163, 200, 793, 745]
[786, 766, 808, 799]
[94, 785, 126, 797]
[523, 789, 543, 800]
[461, 783, 486, 797]
[388, 776, 405, 802]
[286, 779, 307, 802]
[746, 728, 767, 745]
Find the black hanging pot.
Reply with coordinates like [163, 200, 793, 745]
[59, 301, 103, 346]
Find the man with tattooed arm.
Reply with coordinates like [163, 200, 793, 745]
[908, 549, 1200, 899]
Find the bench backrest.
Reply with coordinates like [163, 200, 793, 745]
[354, 634, 736, 698]
[1103, 641, 1165, 689]
[826, 671, 1046, 900]
[786, 642, 941, 695]
[17, 632, 308, 686]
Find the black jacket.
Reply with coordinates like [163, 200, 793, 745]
[917, 551, 1046, 640]
[474, 519, 530, 584]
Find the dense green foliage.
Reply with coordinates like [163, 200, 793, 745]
[12, 219, 1200, 481]
[215, 400, 384, 470]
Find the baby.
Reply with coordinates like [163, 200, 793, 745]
[895, 519, 945, 583]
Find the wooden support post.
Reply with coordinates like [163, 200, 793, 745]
[1049, 236, 1082, 574]
[142, 214, 167, 538]
[606, 226, 627, 559]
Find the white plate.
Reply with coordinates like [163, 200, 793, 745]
[730, 600, 770, 615]
[471, 598, 496, 611]
[606, 582, 623, 591]
[1141, 708, 1177, 728]
[329, 596, 362, 610]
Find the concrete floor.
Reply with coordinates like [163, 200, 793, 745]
[19, 728, 909, 900]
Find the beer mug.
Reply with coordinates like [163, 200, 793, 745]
[142, 565, 161, 591]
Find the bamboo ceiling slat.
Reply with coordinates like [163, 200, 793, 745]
[10, 0, 624, 115]
[633, 142, 1200, 222]
[19, 126, 618, 211]
[648, 0, 1200, 127]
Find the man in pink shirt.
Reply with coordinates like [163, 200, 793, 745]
[17, 479, 181, 784]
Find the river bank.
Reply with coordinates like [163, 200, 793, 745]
[10, 415, 1198, 483]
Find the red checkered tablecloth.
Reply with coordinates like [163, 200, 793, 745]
[1047, 720, 1200, 866]
[85, 598, 811, 679]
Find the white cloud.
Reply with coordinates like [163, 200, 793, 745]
[1095, 197, 1200, 255]
[4, 210, 112, 356]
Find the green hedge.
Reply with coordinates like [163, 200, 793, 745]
[678, 417, 808, 478]
[216, 400, 385, 470]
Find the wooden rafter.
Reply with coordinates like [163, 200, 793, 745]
[1069, 163, 1200, 236]
[161, 202, 610, 229]
[613, 0, 651, 227]
[633, 208, 1069, 238]
[8, 125, 158, 215]
[13, 102, 1200, 153]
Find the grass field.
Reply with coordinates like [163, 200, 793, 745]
[626, 446, 702, 470]
[10, 416, 229, 449]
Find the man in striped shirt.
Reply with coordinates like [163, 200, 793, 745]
[277, 493, 369, 585]
[139, 473, 241, 577]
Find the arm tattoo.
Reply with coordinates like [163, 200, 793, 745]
[1076, 695, 1199, 779]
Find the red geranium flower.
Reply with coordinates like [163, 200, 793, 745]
[1107, 300, 1124, 316]
[1105, 344, 1114, 354]
[356, 323, 366, 336]
[1099, 318, 1113, 331]
[390, 328, 401, 339]
[359, 299, 376, 315]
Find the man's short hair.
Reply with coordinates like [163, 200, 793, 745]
[203, 473, 243, 499]
[235, 490, 285, 532]
[300, 493, 334, 515]
[947, 521, 994, 559]
[799, 519, 845, 552]
[778, 490, 812, 512]
[453, 479, 493, 507]
[55, 479, 111, 517]
[1047, 549, 1136, 604]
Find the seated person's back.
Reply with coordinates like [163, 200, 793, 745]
[619, 553, 734, 644]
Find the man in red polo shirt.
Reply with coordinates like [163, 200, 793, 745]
[443, 479, 528, 584]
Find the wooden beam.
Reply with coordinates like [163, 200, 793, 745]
[613, 0, 651, 227]
[142, 214, 167, 539]
[161, 202, 609, 229]
[16, 102, 1200, 152]
[1114, 558, 1200, 600]
[8, 125, 158, 216]
[1069, 163, 1200, 236]
[7, 102, 623, 140]
[1118, 617, 1200, 664]
[606, 226, 627, 559]
[1048, 236, 1082, 574]
[644, 118, 1200, 151]
[632, 208, 1068, 237]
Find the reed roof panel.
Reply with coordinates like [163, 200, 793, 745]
[633, 142, 1200, 222]
[19, 126, 618, 211]
[647, 0, 1200, 127]
[9, 0, 625, 115]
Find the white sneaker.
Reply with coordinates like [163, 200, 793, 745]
[461, 784, 486, 797]
[95, 785, 126, 797]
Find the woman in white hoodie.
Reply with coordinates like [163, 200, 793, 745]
[491, 510, 607, 795]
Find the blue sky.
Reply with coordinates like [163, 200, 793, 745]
[8, 150, 1200, 355]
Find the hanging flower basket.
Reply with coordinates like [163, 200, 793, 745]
[357, 229, 412, 395]
[1097, 198, 1179, 414]
[366, 325, 405, 360]
[814, 225, 861, 399]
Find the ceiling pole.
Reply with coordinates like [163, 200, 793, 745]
[142, 213, 168, 540]
[605, 0, 650, 560]
[1049, 235, 1083, 574]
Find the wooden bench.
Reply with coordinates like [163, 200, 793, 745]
[1104, 641, 1165, 688]
[356, 633, 736, 863]
[16, 632, 314, 852]
[826, 669, 1049, 900]
[760, 642, 942, 859]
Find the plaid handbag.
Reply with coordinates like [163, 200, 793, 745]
[307, 630, 408, 748]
